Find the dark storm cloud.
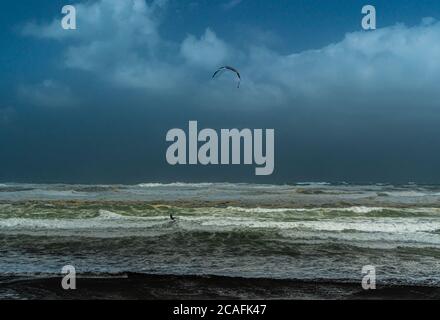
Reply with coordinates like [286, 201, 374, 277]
[2, 0, 440, 183]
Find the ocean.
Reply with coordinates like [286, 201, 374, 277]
[1, 182, 440, 299]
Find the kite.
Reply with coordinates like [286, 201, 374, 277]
[212, 66, 241, 88]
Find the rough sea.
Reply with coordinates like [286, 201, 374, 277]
[1, 182, 440, 298]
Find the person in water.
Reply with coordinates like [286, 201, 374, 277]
[170, 213, 176, 221]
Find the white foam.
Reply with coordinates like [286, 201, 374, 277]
[98, 209, 126, 219]
[0, 210, 167, 230]
[137, 182, 214, 188]
[340, 206, 384, 214]
[227, 206, 381, 214]
[295, 182, 331, 185]
[227, 206, 440, 215]
[188, 216, 440, 234]
[227, 206, 384, 214]
[226, 207, 300, 213]
[385, 191, 436, 197]
[293, 219, 440, 233]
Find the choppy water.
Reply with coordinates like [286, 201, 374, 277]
[1, 182, 440, 287]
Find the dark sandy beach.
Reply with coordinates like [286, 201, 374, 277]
[2, 273, 440, 300]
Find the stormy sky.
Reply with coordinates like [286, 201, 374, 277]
[1, 0, 440, 184]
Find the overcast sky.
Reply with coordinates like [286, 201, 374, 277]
[1, 0, 440, 184]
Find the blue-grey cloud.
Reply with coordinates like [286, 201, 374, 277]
[18, 79, 78, 108]
[181, 28, 231, 69]
[222, 0, 243, 11]
[21, 0, 440, 112]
